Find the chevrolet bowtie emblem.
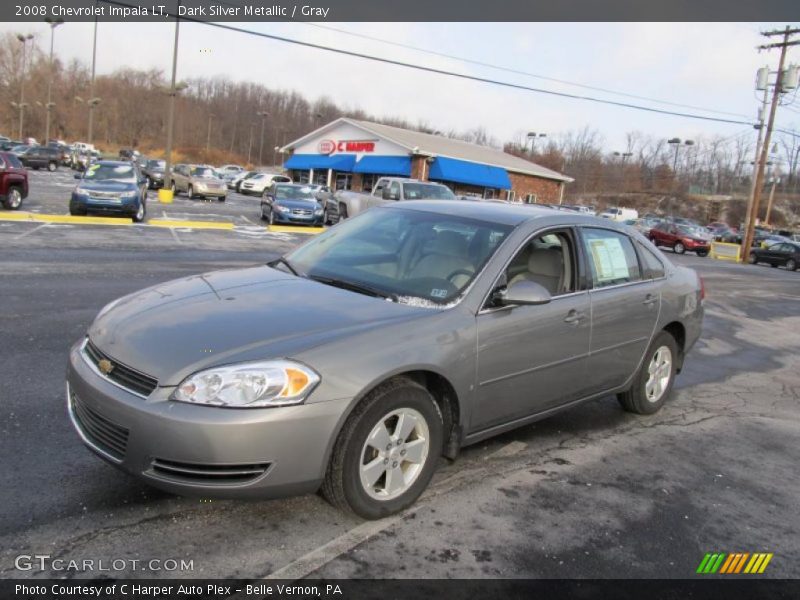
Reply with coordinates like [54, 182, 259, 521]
[98, 359, 114, 375]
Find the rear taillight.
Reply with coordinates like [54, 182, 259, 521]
[699, 275, 706, 302]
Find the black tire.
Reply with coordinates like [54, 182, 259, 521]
[69, 206, 86, 216]
[132, 200, 146, 223]
[339, 203, 348, 220]
[747, 253, 758, 265]
[2, 186, 23, 210]
[187, 185, 194, 199]
[320, 377, 443, 519]
[617, 331, 679, 415]
[786, 258, 797, 272]
[217, 196, 225, 202]
[673, 242, 686, 254]
[268, 209, 275, 226]
[771, 263, 779, 268]
[170, 181, 177, 195]
[322, 209, 328, 225]
[47, 161, 57, 172]
[696, 250, 709, 257]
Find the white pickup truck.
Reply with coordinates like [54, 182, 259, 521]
[335, 177, 456, 220]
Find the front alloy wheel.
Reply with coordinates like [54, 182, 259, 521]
[674, 242, 686, 254]
[133, 201, 146, 223]
[321, 377, 443, 519]
[3, 187, 22, 210]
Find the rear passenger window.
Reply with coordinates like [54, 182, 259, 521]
[638, 243, 666, 279]
[581, 228, 642, 288]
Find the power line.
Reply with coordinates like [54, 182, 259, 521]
[98, 0, 756, 128]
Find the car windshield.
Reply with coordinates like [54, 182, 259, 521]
[147, 160, 165, 169]
[82, 163, 136, 182]
[402, 183, 456, 200]
[4, 154, 23, 168]
[285, 207, 513, 306]
[191, 167, 216, 178]
[275, 185, 316, 200]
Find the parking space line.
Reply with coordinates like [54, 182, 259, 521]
[13, 223, 50, 239]
[0, 212, 133, 226]
[148, 219, 235, 230]
[260, 441, 524, 582]
[268, 225, 325, 235]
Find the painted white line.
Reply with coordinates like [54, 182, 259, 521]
[14, 223, 50, 240]
[168, 226, 182, 244]
[261, 441, 524, 582]
[241, 215, 253, 224]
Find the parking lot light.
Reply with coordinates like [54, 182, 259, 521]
[44, 18, 64, 143]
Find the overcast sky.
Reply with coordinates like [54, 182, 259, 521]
[3, 21, 800, 150]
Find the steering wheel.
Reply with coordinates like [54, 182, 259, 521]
[446, 269, 474, 283]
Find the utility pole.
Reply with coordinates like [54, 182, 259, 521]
[741, 81, 769, 247]
[206, 112, 214, 155]
[613, 151, 632, 191]
[741, 26, 800, 261]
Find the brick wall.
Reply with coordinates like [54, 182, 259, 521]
[506, 172, 563, 203]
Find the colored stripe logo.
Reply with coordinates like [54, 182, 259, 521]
[697, 552, 773, 574]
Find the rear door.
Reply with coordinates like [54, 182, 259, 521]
[580, 226, 660, 391]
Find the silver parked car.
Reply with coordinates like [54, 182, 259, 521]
[66, 201, 703, 519]
[170, 164, 227, 201]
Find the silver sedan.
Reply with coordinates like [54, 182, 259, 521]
[67, 201, 703, 519]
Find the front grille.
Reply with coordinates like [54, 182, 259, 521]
[150, 458, 270, 485]
[84, 340, 158, 397]
[87, 190, 122, 200]
[71, 392, 129, 461]
[291, 209, 313, 216]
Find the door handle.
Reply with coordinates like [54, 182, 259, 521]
[564, 310, 586, 325]
[643, 294, 658, 306]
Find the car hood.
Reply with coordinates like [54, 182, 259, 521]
[276, 198, 318, 209]
[88, 266, 428, 386]
[77, 180, 137, 192]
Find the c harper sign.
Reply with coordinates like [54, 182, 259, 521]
[317, 139, 377, 154]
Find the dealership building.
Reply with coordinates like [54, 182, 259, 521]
[281, 118, 573, 203]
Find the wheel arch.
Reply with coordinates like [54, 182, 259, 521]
[662, 321, 686, 371]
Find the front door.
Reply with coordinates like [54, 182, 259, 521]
[579, 226, 661, 391]
[473, 229, 591, 432]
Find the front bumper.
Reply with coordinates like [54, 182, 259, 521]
[70, 194, 140, 216]
[66, 340, 349, 499]
[273, 210, 324, 226]
[193, 187, 226, 198]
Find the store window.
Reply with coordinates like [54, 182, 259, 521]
[335, 173, 352, 191]
[295, 170, 310, 184]
[524, 193, 538, 204]
[313, 170, 328, 186]
[483, 188, 496, 199]
[507, 190, 516, 202]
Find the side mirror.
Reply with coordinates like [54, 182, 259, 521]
[496, 280, 552, 306]
[74, 173, 82, 179]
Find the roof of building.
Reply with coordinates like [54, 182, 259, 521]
[283, 118, 574, 183]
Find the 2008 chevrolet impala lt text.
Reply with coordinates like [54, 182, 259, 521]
[66, 201, 703, 519]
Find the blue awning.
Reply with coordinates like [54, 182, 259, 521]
[284, 154, 356, 171]
[428, 157, 511, 190]
[353, 155, 412, 176]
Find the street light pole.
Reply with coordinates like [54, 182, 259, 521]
[44, 18, 64, 144]
[87, 14, 98, 143]
[16, 33, 33, 139]
[247, 123, 254, 164]
[527, 131, 547, 154]
[206, 113, 214, 155]
[257, 111, 269, 166]
[163, 8, 181, 190]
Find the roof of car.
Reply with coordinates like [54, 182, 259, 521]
[388, 200, 611, 227]
[95, 160, 133, 166]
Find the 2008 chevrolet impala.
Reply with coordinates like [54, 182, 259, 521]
[67, 201, 703, 519]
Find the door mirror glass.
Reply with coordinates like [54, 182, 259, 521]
[496, 280, 552, 306]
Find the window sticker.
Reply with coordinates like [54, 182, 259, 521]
[588, 237, 630, 282]
[430, 288, 448, 298]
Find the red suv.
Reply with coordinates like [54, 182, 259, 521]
[0, 151, 28, 210]
[649, 222, 710, 257]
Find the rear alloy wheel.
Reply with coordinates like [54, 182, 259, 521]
[47, 161, 57, 172]
[748, 253, 758, 265]
[2, 187, 22, 210]
[170, 181, 177, 195]
[321, 377, 443, 519]
[673, 242, 686, 254]
[786, 258, 797, 272]
[618, 331, 678, 415]
[187, 185, 194, 199]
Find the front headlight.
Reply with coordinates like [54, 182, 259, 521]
[172, 360, 320, 408]
[121, 189, 138, 198]
[314, 208, 323, 215]
[276, 205, 291, 213]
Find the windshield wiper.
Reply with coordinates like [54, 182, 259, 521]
[268, 256, 299, 276]
[308, 275, 398, 302]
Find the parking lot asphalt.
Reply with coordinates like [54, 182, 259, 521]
[1, 176, 799, 580]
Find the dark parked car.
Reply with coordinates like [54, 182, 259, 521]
[0, 151, 28, 209]
[70, 160, 147, 222]
[20, 145, 62, 171]
[141, 159, 166, 189]
[261, 183, 325, 226]
[66, 201, 703, 518]
[748, 242, 800, 271]
[306, 183, 337, 225]
[649, 222, 710, 256]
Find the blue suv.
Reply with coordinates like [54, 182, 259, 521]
[70, 161, 147, 222]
